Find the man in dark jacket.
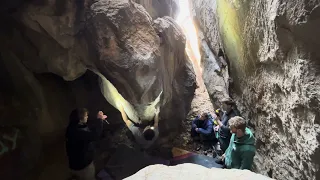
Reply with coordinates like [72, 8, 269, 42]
[66, 108, 106, 180]
[191, 112, 215, 151]
[216, 98, 238, 152]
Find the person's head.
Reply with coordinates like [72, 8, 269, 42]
[221, 98, 235, 112]
[229, 116, 246, 137]
[143, 126, 155, 141]
[69, 108, 89, 125]
[199, 112, 209, 120]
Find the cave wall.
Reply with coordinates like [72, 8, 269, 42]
[191, 0, 320, 179]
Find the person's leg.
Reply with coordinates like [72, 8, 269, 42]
[82, 162, 95, 180]
[71, 162, 95, 180]
[219, 138, 230, 153]
[190, 127, 198, 137]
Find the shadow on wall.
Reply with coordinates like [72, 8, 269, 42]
[0, 51, 122, 179]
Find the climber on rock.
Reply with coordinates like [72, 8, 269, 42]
[216, 116, 256, 170]
[215, 98, 239, 153]
[66, 108, 106, 180]
[191, 112, 215, 151]
[119, 105, 160, 149]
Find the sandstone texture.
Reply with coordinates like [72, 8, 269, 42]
[125, 163, 273, 180]
[191, 0, 320, 179]
[0, 0, 196, 179]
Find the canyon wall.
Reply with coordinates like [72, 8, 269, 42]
[191, 0, 320, 179]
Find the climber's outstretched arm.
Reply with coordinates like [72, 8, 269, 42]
[154, 108, 160, 128]
[119, 105, 132, 127]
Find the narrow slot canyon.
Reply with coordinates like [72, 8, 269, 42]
[0, 0, 320, 180]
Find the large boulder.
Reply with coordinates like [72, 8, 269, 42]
[191, 0, 320, 179]
[125, 163, 273, 180]
[1, 0, 196, 132]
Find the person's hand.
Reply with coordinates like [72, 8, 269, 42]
[97, 111, 107, 120]
[214, 126, 219, 132]
[192, 124, 197, 129]
[195, 128, 199, 132]
[221, 154, 225, 160]
[155, 108, 160, 115]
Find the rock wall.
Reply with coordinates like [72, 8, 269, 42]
[191, 0, 320, 180]
[133, 0, 178, 19]
[0, 0, 196, 178]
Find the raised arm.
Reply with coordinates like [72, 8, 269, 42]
[119, 105, 132, 127]
[153, 108, 160, 128]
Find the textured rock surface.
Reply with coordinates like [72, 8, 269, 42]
[188, 0, 230, 108]
[0, 0, 196, 178]
[191, 0, 320, 179]
[133, 0, 178, 19]
[125, 163, 273, 180]
[1, 0, 196, 130]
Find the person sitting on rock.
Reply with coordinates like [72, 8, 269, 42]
[215, 98, 239, 153]
[119, 105, 160, 149]
[191, 112, 215, 151]
[217, 116, 256, 170]
[66, 108, 106, 180]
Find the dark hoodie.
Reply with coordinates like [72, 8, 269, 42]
[224, 128, 256, 170]
[66, 119, 103, 170]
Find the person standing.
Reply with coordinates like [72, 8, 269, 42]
[220, 116, 256, 170]
[216, 98, 238, 152]
[66, 108, 106, 180]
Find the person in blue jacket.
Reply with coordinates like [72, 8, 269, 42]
[191, 112, 215, 150]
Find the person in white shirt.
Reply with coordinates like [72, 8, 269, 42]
[118, 105, 160, 149]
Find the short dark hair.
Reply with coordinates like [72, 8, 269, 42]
[143, 129, 155, 141]
[78, 108, 88, 120]
[69, 108, 88, 125]
[222, 98, 235, 106]
[202, 112, 209, 119]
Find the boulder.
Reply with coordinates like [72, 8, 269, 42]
[125, 163, 273, 180]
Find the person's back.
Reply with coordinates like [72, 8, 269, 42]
[65, 108, 105, 179]
[224, 118, 256, 170]
[119, 105, 160, 149]
[66, 123, 96, 170]
[219, 109, 237, 140]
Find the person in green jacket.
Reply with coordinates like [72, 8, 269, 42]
[222, 116, 256, 170]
